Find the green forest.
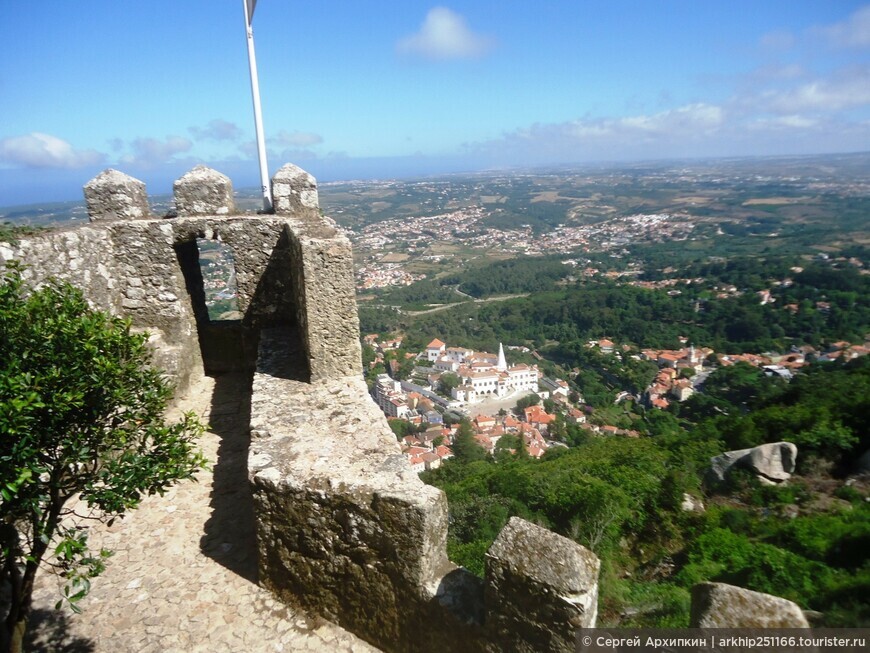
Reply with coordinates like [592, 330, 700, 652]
[422, 357, 870, 627]
[362, 256, 870, 357]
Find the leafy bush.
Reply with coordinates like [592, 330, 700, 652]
[0, 265, 205, 649]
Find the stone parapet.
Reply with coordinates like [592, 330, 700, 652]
[486, 518, 599, 652]
[281, 215, 362, 381]
[2, 164, 361, 391]
[173, 165, 235, 216]
[250, 329, 601, 653]
[250, 329, 462, 650]
[272, 163, 320, 217]
[83, 169, 150, 221]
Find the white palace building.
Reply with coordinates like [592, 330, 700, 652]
[425, 339, 539, 404]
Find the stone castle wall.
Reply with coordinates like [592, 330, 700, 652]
[1, 164, 601, 652]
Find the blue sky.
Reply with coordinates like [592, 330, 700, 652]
[1, 1, 869, 206]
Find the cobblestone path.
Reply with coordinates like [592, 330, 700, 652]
[28, 373, 380, 653]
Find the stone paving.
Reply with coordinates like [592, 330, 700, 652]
[28, 372, 381, 653]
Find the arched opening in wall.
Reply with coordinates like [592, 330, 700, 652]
[198, 238, 241, 321]
[174, 233, 260, 582]
[174, 235, 257, 375]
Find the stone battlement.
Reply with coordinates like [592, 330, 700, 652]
[0, 164, 601, 652]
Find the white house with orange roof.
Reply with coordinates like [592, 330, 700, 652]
[474, 414, 496, 430]
[426, 338, 446, 361]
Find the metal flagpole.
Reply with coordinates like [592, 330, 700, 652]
[243, 0, 272, 212]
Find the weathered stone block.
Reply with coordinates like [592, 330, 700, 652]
[250, 334, 463, 651]
[173, 165, 235, 216]
[485, 517, 600, 653]
[272, 163, 319, 216]
[289, 230, 362, 381]
[690, 582, 810, 628]
[83, 169, 149, 222]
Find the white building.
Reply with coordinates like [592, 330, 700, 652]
[449, 358, 538, 402]
[424, 339, 540, 404]
[373, 374, 411, 418]
[425, 338, 446, 362]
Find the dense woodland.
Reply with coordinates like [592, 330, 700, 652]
[363, 255, 870, 356]
[422, 358, 870, 627]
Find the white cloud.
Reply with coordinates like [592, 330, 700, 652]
[752, 66, 870, 113]
[820, 5, 870, 48]
[269, 130, 323, 147]
[466, 103, 731, 164]
[0, 132, 104, 168]
[119, 136, 192, 168]
[189, 119, 242, 141]
[618, 103, 724, 133]
[749, 115, 819, 130]
[397, 7, 494, 60]
[463, 95, 870, 164]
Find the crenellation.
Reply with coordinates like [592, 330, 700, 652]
[272, 163, 320, 218]
[83, 168, 150, 222]
[173, 165, 236, 216]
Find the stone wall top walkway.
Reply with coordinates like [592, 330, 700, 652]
[29, 373, 380, 653]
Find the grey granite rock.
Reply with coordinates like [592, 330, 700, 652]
[708, 441, 798, 484]
[485, 517, 599, 652]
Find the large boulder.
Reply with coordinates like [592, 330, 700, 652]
[691, 582, 810, 628]
[707, 442, 797, 485]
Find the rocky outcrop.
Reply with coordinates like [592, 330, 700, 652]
[708, 441, 798, 485]
[690, 582, 810, 628]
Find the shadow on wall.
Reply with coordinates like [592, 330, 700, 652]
[199, 371, 258, 583]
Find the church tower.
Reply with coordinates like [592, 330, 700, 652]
[497, 342, 508, 371]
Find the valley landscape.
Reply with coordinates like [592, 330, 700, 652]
[4, 152, 869, 628]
